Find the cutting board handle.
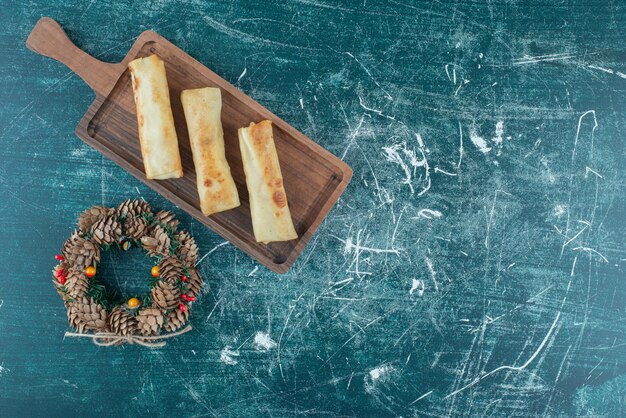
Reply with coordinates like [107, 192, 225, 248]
[26, 17, 124, 96]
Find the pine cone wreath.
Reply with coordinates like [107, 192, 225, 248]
[153, 210, 179, 232]
[90, 215, 122, 246]
[186, 268, 203, 298]
[165, 306, 189, 332]
[176, 231, 198, 267]
[62, 231, 100, 269]
[136, 307, 164, 336]
[151, 281, 181, 310]
[158, 256, 183, 282]
[108, 307, 138, 336]
[116, 199, 151, 219]
[124, 215, 149, 240]
[55, 200, 201, 346]
[141, 225, 170, 257]
[77, 206, 113, 233]
[67, 297, 108, 333]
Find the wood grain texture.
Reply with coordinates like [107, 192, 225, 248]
[1, 1, 626, 417]
[27, 17, 352, 274]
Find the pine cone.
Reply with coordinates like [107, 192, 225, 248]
[165, 306, 189, 332]
[52, 262, 69, 302]
[116, 199, 151, 219]
[77, 206, 114, 233]
[186, 268, 203, 298]
[64, 268, 89, 300]
[62, 231, 100, 269]
[108, 307, 138, 336]
[151, 281, 181, 310]
[136, 307, 164, 336]
[124, 215, 148, 240]
[153, 210, 179, 231]
[90, 215, 122, 245]
[176, 231, 198, 267]
[141, 225, 170, 257]
[159, 256, 183, 282]
[67, 297, 108, 333]
[62, 230, 83, 255]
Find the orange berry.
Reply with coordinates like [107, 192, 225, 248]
[85, 266, 96, 277]
[127, 297, 141, 308]
[151, 266, 160, 277]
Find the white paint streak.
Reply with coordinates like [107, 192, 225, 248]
[513, 53, 575, 65]
[469, 127, 491, 154]
[253, 331, 277, 352]
[492, 120, 505, 155]
[553, 204, 567, 218]
[195, 241, 229, 266]
[425, 257, 439, 291]
[586, 64, 626, 79]
[236, 67, 247, 82]
[408, 390, 433, 405]
[364, 364, 395, 394]
[410, 279, 425, 297]
[382, 142, 417, 194]
[358, 95, 396, 120]
[220, 346, 240, 365]
[572, 247, 609, 263]
[414, 209, 443, 220]
[585, 166, 603, 178]
[346, 52, 393, 100]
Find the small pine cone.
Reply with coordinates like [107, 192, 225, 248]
[151, 281, 182, 310]
[116, 199, 151, 219]
[159, 256, 183, 282]
[62, 230, 83, 255]
[64, 269, 89, 300]
[176, 231, 198, 268]
[141, 225, 170, 257]
[63, 232, 100, 269]
[165, 306, 189, 332]
[136, 307, 164, 336]
[67, 297, 108, 333]
[153, 210, 179, 231]
[52, 262, 70, 302]
[186, 268, 203, 298]
[108, 307, 138, 336]
[77, 206, 114, 233]
[124, 215, 148, 240]
[90, 215, 122, 246]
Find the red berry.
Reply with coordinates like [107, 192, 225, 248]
[187, 296, 196, 302]
[59, 276, 67, 285]
[179, 303, 186, 312]
[55, 268, 64, 278]
[55, 254, 64, 261]
[181, 293, 188, 300]
[181, 275, 187, 282]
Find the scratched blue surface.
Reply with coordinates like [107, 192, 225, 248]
[1, 1, 625, 416]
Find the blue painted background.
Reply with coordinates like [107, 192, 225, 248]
[1, 0, 625, 416]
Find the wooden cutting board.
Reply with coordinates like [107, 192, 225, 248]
[26, 17, 352, 274]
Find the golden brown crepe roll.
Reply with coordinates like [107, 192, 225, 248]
[128, 54, 183, 180]
[238, 120, 297, 243]
[180, 87, 240, 216]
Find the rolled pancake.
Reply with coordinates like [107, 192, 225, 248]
[180, 87, 240, 215]
[128, 54, 183, 180]
[238, 120, 297, 243]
